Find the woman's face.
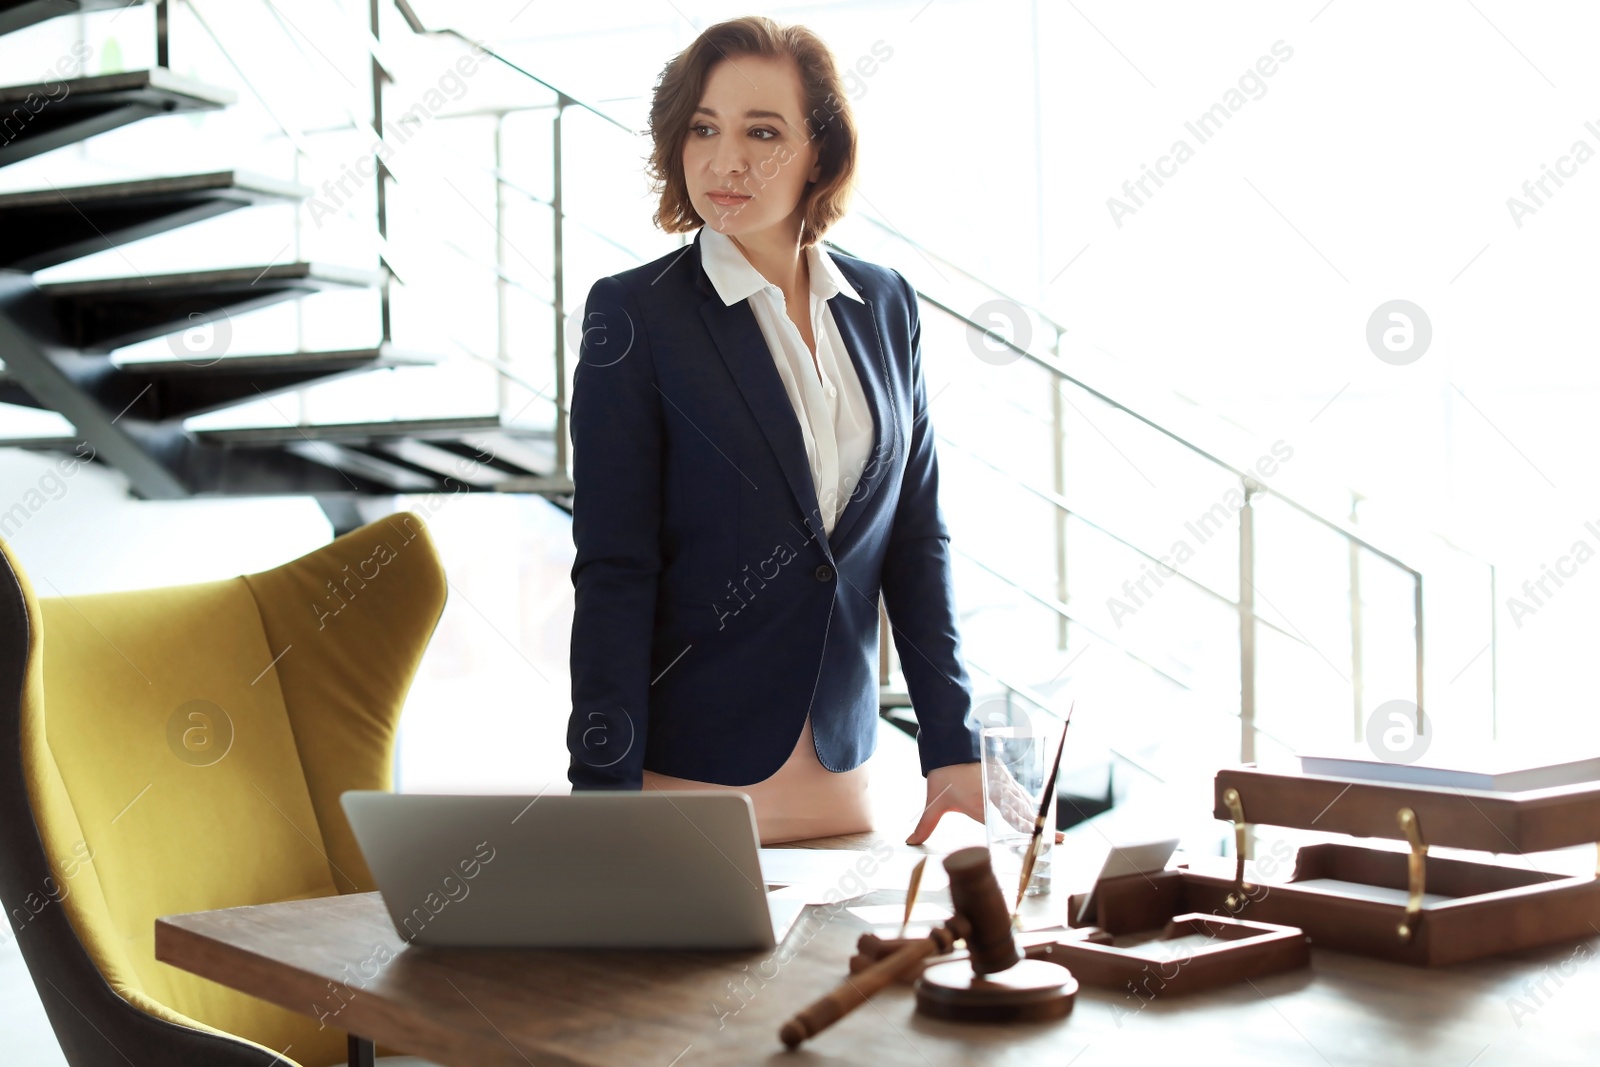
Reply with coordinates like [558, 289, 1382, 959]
[681, 53, 822, 241]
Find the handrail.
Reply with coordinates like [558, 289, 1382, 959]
[935, 427, 1308, 649]
[961, 651, 1303, 781]
[960, 654, 1169, 785]
[849, 212, 1073, 348]
[445, 333, 558, 414]
[950, 542, 1195, 692]
[476, 164, 654, 265]
[178, 0, 625, 297]
[178, 0, 317, 159]
[890, 276, 1427, 579]
[389, 0, 633, 134]
[176, 0, 403, 249]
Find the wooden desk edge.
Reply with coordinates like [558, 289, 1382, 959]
[154, 908, 568, 1067]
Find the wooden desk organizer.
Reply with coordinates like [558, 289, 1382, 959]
[1042, 904, 1309, 994]
[1179, 766, 1600, 966]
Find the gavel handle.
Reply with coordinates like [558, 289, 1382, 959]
[778, 928, 955, 1048]
[850, 928, 1068, 981]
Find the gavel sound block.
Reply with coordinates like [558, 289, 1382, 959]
[911, 846, 1078, 1023]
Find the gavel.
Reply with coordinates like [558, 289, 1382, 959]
[779, 845, 1063, 1048]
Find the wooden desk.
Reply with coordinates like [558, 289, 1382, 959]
[152, 725, 1600, 1065]
[155, 817, 1600, 1067]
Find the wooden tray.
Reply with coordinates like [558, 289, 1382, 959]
[1071, 853, 1600, 966]
[1196, 765, 1600, 965]
[1181, 845, 1600, 966]
[1213, 765, 1600, 852]
[1035, 912, 1308, 994]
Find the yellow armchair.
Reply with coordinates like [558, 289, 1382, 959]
[0, 511, 447, 1067]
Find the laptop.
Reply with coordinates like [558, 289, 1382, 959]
[340, 790, 808, 950]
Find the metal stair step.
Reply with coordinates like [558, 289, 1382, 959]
[115, 345, 436, 375]
[111, 345, 438, 420]
[2, 348, 438, 418]
[0, 433, 80, 451]
[367, 437, 521, 487]
[0, 414, 563, 498]
[189, 415, 561, 495]
[0, 0, 143, 37]
[39, 261, 382, 352]
[454, 430, 557, 481]
[0, 170, 311, 273]
[0, 68, 235, 169]
[191, 414, 545, 447]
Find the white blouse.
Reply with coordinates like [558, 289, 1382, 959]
[697, 224, 874, 536]
[639, 225, 879, 844]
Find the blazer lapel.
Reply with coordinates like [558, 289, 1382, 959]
[697, 239, 826, 546]
[824, 279, 895, 552]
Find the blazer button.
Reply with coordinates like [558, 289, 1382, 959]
[814, 564, 834, 582]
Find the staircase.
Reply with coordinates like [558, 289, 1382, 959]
[0, 0, 567, 533]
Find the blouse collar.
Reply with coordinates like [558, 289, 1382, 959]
[699, 224, 863, 308]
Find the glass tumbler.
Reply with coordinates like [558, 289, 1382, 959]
[980, 722, 1059, 899]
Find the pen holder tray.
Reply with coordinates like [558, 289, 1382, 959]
[1036, 911, 1309, 994]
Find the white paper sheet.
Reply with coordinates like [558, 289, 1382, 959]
[766, 882, 869, 905]
[758, 849, 858, 886]
[846, 902, 954, 926]
[1097, 932, 1233, 958]
[758, 849, 952, 892]
[1292, 877, 1450, 908]
[873, 853, 951, 892]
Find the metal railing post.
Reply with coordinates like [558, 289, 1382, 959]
[1414, 572, 1425, 737]
[1490, 564, 1498, 738]
[496, 113, 511, 417]
[293, 147, 306, 425]
[156, 0, 169, 67]
[1349, 493, 1364, 741]
[553, 96, 569, 475]
[1051, 376, 1067, 651]
[1238, 478, 1258, 764]
[370, 0, 391, 345]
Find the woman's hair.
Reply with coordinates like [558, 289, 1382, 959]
[646, 15, 857, 247]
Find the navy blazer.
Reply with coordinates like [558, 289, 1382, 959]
[565, 226, 982, 790]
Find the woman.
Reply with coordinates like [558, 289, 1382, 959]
[564, 15, 990, 847]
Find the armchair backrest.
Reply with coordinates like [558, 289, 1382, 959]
[0, 511, 447, 1067]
